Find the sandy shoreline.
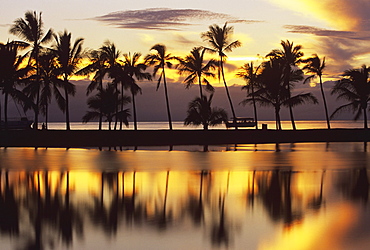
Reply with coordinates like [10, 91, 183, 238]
[1, 128, 370, 148]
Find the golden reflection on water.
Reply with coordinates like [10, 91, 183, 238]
[0, 144, 369, 249]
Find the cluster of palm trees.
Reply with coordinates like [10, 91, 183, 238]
[0, 11, 83, 130]
[1, 11, 370, 131]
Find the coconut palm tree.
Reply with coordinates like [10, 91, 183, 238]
[243, 58, 317, 130]
[177, 47, 217, 98]
[82, 83, 131, 130]
[184, 94, 228, 130]
[331, 65, 370, 129]
[98, 41, 122, 130]
[266, 40, 304, 130]
[121, 52, 151, 130]
[38, 51, 65, 129]
[75, 49, 107, 129]
[301, 55, 331, 129]
[53, 30, 84, 130]
[0, 41, 32, 129]
[201, 23, 241, 126]
[145, 44, 177, 130]
[237, 62, 261, 129]
[9, 11, 53, 129]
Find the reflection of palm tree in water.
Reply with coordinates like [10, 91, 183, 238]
[308, 170, 326, 210]
[17, 171, 83, 249]
[258, 170, 302, 227]
[347, 168, 369, 204]
[151, 171, 171, 230]
[0, 170, 19, 235]
[187, 170, 207, 225]
[211, 172, 231, 247]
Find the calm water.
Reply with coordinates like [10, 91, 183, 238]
[0, 121, 369, 249]
[44, 120, 365, 130]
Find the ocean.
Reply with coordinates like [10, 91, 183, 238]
[45, 119, 365, 130]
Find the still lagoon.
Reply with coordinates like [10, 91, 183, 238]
[0, 121, 369, 249]
[0, 142, 369, 249]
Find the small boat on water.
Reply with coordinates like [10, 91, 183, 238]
[0, 117, 33, 130]
[226, 117, 256, 128]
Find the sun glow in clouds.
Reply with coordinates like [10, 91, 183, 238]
[269, 0, 367, 31]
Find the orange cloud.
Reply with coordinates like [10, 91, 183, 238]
[269, 0, 370, 31]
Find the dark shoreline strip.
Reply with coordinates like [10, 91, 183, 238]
[1, 129, 370, 148]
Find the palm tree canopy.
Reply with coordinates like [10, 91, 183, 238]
[177, 47, 216, 92]
[9, 11, 53, 59]
[0, 41, 31, 86]
[243, 58, 317, 108]
[184, 94, 228, 129]
[83, 83, 131, 125]
[122, 52, 151, 94]
[145, 44, 177, 90]
[301, 54, 326, 84]
[53, 30, 84, 79]
[331, 65, 370, 120]
[237, 62, 261, 93]
[266, 40, 303, 66]
[201, 23, 241, 58]
[76, 49, 107, 94]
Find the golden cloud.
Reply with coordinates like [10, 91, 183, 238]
[269, 0, 370, 31]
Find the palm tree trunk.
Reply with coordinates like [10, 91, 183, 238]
[99, 112, 102, 130]
[198, 76, 203, 98]
[251, 84, 258, 129]
[319, 76, 331, 129]
[363, 107, 368, 129]
[285, 67, 296, 130]
[99, 82, 103, 130]
[114, 84, 119, 130]
[162, 70, 173, 130]
[0, 94, 2, 130]
[275, 106, 281, 130]
[132, 92, 138, 130]
[45, 103, 48, 130]
[220, 59, 237, 130]
[120, 83, 124, 130]
[33, 87, 40, 130]
[288, 105, 296, 130]
[34, 51, 40, 130]
[64, 78, 70, 131]
[4, 93, 8, 130]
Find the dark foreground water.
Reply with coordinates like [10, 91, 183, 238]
[0, 142, 369, 250]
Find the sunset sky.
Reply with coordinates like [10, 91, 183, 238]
[1, 0, 370, 122]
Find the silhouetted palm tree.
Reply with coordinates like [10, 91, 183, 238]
[331, 65, 370, 129]
[53, 30, 84, 130]
[99, 41, 123, 129]
[201, 23, 241, 126]
[145, 44, 177, 130]
[184, 94, 228, 130]
[266, 40, 304, 130]
[9, 11, 53, 129]
[177, 47, 217, 98]
[82, 83, 131, 130]
[121, 52, 151, 130]
[244, 58, 317, 130]
[24, 50, 64, 129]
[0, 41, 32, 129]
[77, 47, 115, 130]
[237, 62, 261, 129]
[301, 55, 331, 129]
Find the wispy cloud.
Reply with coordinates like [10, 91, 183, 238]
[93, 8, 261, 31]
[285, 25, 370, 40]
[284, 24, 370, 74]
[273, 0, 370, 74]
